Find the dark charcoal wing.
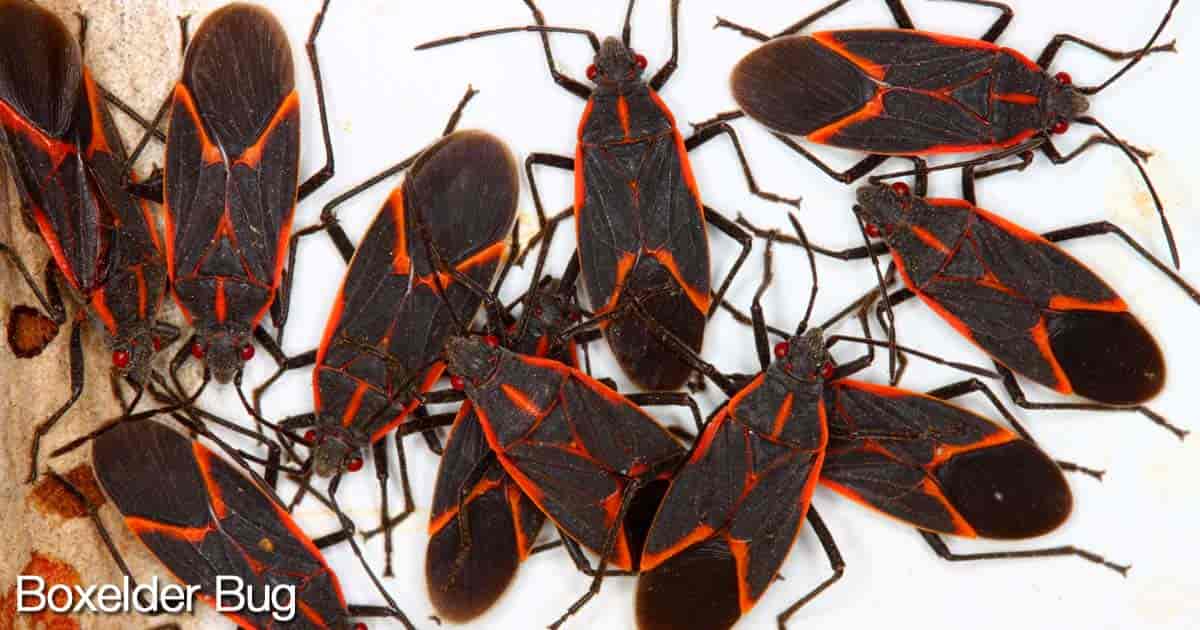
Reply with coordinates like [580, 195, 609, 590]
[0, 0, 81, 138]
[94, 420, 349, 629]
[403, 130, 519, 279]
[823, 381, 1070, 538]
[732, 35, 877, 136]
[639, 407, 821, 629]
[427, 404, 545, 622]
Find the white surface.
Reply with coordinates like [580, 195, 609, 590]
[188, 1, 1200, 628]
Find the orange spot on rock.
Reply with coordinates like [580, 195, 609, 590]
[30, 465, 105, 520]
[7, 305, 59, 359]
[1, 552, 83, 630]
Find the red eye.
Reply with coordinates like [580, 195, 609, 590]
[820, 362, 835, 379]
[112, 350, 131, 369]
[586, 64, 597, 80]
[346, 456, 364, 473]
[191, 342, 206, 359]
[450, 375, 466, 390]
[240, 344, 256, 361]
[304, 429, 318, 444]
[1055, 71, 1072, 85]
[483, 334, 499, 348]
[890, 182, 910, 197]
[1051, 118, 1070, 135]
[152, 337, 162, 351]
[635, 54, 648, 69]
[773, 342, 789, 359]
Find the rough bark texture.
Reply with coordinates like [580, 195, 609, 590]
[2, 2, 217, 629]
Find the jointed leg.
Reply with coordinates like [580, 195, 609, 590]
[919, 530, 1127, 575]
[925, 378, 1104, 479]
[297, 0, 337, 201]
[930, 0, 1012, 42]
[252, 349, 317, 417]
[557, 533, 637, 578]
[324, 474, 416, 630]
[46, 470, 165, 613]
[714, 0, 912, 43]
[625, 392, 704, 435]
[648, 0, 681, 90]
[776, 506, 845, 630]
[0, 249, 67, 323]
[1037, 32, 1177, 69]
[549, 479, 643, 629]
[702, 207, 753, 319]
[1041, 221, 1200, 307]
[521, 0, 593, 100]
[685, 123, 802, 209]
[28, 319, 85, 483]
[997, 364, 1186, 439]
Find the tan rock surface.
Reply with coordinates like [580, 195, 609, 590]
[1, 2, 219, 629]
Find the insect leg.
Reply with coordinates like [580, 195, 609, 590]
[1037, 32, 1176, 68]
[28, 320, 85, 483]
[297, 0, 337, 201]
[649, 0, 681, 90]
[776, 506, 845, 629]
[925, 378, 1105, 480]
[685, 123, 802, 209]
[520, 0, 593, 100]
[918, 530, 1127, 575]
[625, 392, 704, 435]
[997, 364, 1187, 440]
[928, 0, 1012, 42]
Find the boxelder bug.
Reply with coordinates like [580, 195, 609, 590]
[442, 332, 702, 628]
[741, 164, 1198, 438]
[710, 0, 1182, 267]
[248, 89, 519, 575]
[418, 215, 587, 622]
[414, 204, 702, 621]
[635, 227, 1124, 630]
[418, 0, 811, 390]
[0, 0, 177, 482]
[71, 416, 414, 629]
[125, 1, 337, 387]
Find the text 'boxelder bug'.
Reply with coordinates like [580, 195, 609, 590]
[248, 89, 519, 575]
[741, 164, 1198, 438]
[125, 0, 337, 388]
[634, 228, 1124, 630]
[418, 0, 821, 390]
[710, 0, 1182, 267]
[0, 0, 177, 481]
[67, 416, 414, 629]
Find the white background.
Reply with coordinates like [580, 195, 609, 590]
[183, 1, 1200, 628]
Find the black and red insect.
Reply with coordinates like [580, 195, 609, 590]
[741, 167, 1197, 438]
[634, 228, 1124, 630]
[247, 91, 519, 575]
[77, 416, 412, 629]
[421, 277, 583, 623]
[417, 0, 812, 390]
[442, 333, 697, 628]
[126, 1, 336, 386]
[0, 0, 176, 481]
[418, 207, 702, 621]
[711, 0, 1181, 266]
